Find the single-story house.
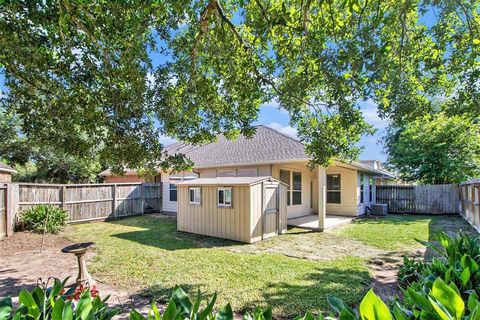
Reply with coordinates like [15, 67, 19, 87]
[359, 160, 402, 185]
[101, 125, 386, 237]
[0, 162, 16, 183]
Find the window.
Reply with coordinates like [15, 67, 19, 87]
[169, 183, 177, 202]
[279, 169, 301, 206]
[327, 174, 341, 204]
[217, 170, 235, 177]
[189, 187, 201, 205]
[237, 168, 258, 177]
[280, 169, 291, 206]
[360, 174, 364, 204]
[217, 188, 232, 207]
[292, 171, 302, 205]
[369, 178, 373, 202]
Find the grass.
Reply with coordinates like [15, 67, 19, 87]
[67, 213, 473, 317]
[68, 216, 370, 317]
[336, 214, 472, 250]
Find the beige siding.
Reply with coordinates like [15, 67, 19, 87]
[178, 185, 252, 243]
[326, 165, 358, 216]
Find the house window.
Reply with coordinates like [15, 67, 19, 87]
[169, 183, 177, 202]
[360, 174, 364, 204]
[279, 169, 301, 206]
[292, 171, 302, 205]
[280, 169, 291, 206]
[217, 187, 232, 207]
[217, 170, 235, 177]
[327, 174, 341, 204]
[189, 187, 201, 205]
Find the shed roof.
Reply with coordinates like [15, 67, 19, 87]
[176, 176, 284, 186]
[0, 162, 16, 174]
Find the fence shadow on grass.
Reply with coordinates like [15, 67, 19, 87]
[108, 215, 240, 251]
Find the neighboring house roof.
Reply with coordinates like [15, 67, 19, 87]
[0, 162, 16, 174]
[98, 168, 140, 177]
[359, 160, 397, 179]
[100, 125, 386, 176]
[176, 176, 285, 186]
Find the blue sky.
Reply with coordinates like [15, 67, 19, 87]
[254, 100, 388, 161]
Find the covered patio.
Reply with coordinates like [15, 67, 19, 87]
[287, 214, 354, 231]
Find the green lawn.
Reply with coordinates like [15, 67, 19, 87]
[336, 214, 472, 250]
[67, 216, 369, 317]
[67, 214, 473, 317]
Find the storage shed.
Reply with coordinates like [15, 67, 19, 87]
[176, 176, 288, 243]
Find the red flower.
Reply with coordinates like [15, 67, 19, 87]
[90, 285, 99, 298]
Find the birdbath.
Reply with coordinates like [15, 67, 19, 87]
[62, 242, 95, 286]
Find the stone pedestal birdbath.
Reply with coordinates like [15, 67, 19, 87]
[62, 242, 95, 286]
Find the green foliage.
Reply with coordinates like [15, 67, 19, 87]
[386, 113, 480, 184]
[1, 1, 478, 168]
[19, 205, 68, 234]
[129, 286, 233, 320]
[398, 256, 427, 289]
[0, 278, 120, 320]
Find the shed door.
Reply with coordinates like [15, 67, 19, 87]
[263, 184, 279, 239]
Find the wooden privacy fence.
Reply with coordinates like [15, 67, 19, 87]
[376, 184, 459, 214]
[1, 182, 162, 237]
[459, 179, 480, 231]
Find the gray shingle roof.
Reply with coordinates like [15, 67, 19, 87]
[0, 162, 16, 173]
[170, 125, 309, 168]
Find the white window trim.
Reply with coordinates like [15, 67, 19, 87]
[280, 168, 302, 206]
[217, 187, 233, 208]
[189, 187, 201, 205]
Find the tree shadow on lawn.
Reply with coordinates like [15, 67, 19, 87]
[108, 215, 242, 251]
[138, 266, 371, 318]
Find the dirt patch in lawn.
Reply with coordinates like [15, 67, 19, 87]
[229, 228, 384, 261]
[0, 230, 149, 319]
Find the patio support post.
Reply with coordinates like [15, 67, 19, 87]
[317, 167, 326, 230]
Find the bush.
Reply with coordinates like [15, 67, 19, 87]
[18, 205, 68, 233]
[397, 256, 426, 288]
[0, 278, 120, 320]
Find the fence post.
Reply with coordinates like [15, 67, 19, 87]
[140, 183, 144, 214]
[6, 183, 19, 237]
[61, 185, 67, 210]
[112, 184, 117, 219]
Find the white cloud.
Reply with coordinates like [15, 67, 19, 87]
[260, 99, 289, 115]
[360, 99, 388, 129]
[159, 135, 177, 146]
[266, 122, 298, 139]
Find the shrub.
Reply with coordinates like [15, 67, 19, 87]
[18, 204, 68, 233]
[0, 278, 120, 320]
[397, 256, 426, 288]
